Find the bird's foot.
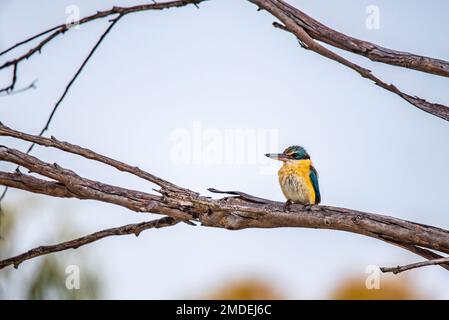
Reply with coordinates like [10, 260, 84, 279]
[303, 204, 313, 212]
[283, 200, 292, 212]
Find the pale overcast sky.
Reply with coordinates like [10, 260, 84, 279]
[1, 0, 449, 298]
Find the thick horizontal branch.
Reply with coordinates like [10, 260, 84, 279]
[0, 147, 191, 220]
[2, 144, 449, 254]
[381, 256, 449, 274]
[0, 216, 179, 270]
[2, 167, 449, 271]
[2, 0, 448, 122]
[269, 0, 449, 77]
[250, 0, 449, 122]
[0, 171, 76, 198]
[1, 127, 449, 271]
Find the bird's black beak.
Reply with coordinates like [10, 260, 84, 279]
[265, 153, 290, 161]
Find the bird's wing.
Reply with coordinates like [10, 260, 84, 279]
[309, 166, 321, 204]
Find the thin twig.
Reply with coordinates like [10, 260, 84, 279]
[27, 15, 122, 154]
[1, 137, 449, 271]
[0, 79, 37, 97]
[377, 238, 449, 272]
[0, 15, 122, 213]
[0, 25, 61, 57]
[0, 216, 179, 270]
[270, 0, 449, 78]
[0, 63, 17, 94]
[380, 257, 449, 274]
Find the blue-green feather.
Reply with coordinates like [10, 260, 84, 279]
[309, 166, 321, 204]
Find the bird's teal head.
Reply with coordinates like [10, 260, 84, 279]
[265, 145, 310, 161]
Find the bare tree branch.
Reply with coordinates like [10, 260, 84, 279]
[1, 125, 449, 271]
[250, 0, 449, 122]
[0, 171, 76, 198]
[0, 147, 191, 220]
[2, 167, 449, 272]
[0, 17, 122, 214]
[381, 240, 449, 272]
[0, 122, 193, 194]
[381, 257, 449, 274]
[0, 79, 37, 97]
[2, 0, 448, 121]
[0, 216, 179, 270]
[0, 0, 206, 211]
[266, 0, 449, 78]
[0, 0, 206, 69]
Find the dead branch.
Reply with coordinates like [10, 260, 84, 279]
[265, 0, 449, 78]
[1, 126, 449, 271]
[0, 122, 192, 194]
[1, 0, 448, 121]
[381, 257, 449, 274]
[0, 0, 206, 206]
[27, 16, 122, 153]
[0, 216, 179, 270]
[0, 0, 206, 70]
[250, 0, 449, 122]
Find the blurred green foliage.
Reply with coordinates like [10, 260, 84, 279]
[0, 202, 101, 299]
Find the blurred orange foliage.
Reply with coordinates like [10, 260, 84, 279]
[205, 278, 285, 300]
[330, 276, 420, 300]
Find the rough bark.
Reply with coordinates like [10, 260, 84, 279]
[1, 125, 449, 272]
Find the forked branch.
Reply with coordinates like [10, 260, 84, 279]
[1, 124, 449, 273]
[249, 0, 449, 121]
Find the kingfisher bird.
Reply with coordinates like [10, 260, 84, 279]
[265, 145, 321, 211]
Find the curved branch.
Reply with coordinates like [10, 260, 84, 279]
[268, 0, 449, 78]
[0, 147, 191, 220]
[0, 216, 179, 270]
[250, 0, 449, 122]
[1, 139, 449, 271]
